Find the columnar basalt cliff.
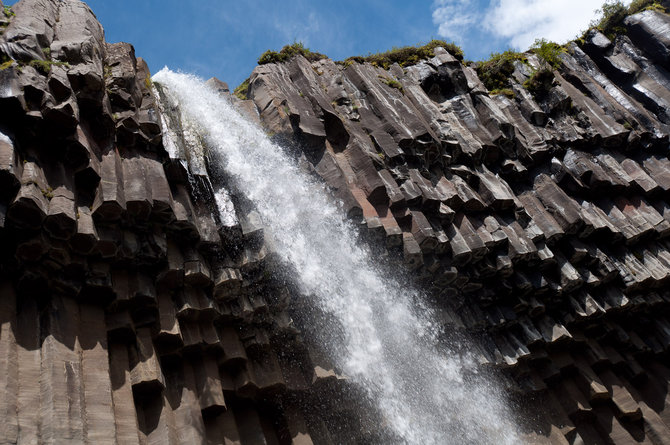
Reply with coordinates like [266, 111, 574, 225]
[1, 0, 670, 444]
[243, 6, 670, 444]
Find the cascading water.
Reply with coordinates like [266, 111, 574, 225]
[153, 68, 521, 445]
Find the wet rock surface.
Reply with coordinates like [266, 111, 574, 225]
[0, 1, 372, 444]
[244, 11, 670, 445]
[1, 0, 670, 444]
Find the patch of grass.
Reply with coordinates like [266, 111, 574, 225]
[3, 6, 15, 18]
[521, 39, 564, 96]
[489, 88, 515, 98]
[144, 74, 153, 90]
[0, 59, 14, 71]
[41, 187, 54, 200]
[530, 39, 565, 69]
[341, 39, 464, 70]
[476, 50, 528, 92]
[580, 0, 666, 42]
[28, 59, 70, 75]
[42, 47, 51, 60]
[233, 77, 250, 100]
[258, 42, 327, 65]
[381, 76, 404, 94]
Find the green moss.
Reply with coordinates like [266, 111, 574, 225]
[144, 74, 153, 90]
[258, 42, 327, 65]
[3, 6, 15, 18]
[0, 60, 14, 71]
[233, 77, 250, 100]
[28, 59, 70, 75]
[489, 88, 515, 98]
[42, 47, 51, 60]
[476, 50, 528, 92]
[342, 39, 464, 70]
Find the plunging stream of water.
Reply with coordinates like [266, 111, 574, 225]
[154, 68, 520, 444]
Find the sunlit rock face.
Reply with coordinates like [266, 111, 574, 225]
[1, 0, 670, 443]
[244, 9, 670, 444]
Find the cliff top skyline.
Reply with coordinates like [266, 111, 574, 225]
[2, 0, 631, 98]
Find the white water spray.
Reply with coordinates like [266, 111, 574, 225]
[154, 68, 520, 444]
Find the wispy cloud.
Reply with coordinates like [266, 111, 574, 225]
[273, 11, 321, 46]
[431, 0, 479, 44]
[483, 0, 631, 49]
[432, 0, 633, 53]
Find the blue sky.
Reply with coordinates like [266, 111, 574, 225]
[5, 0, 623, 88]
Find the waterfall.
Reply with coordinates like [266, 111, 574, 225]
[153, 68, 521, 445]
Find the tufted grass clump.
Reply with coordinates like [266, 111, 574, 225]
[258, 42, 327, 65]
[233, 77, 250, 100]
[530, 39, 566, 69]
[3, 6, 15, 18]
[476, 50, 527, 92]
[518, 39, 565, 96]
[29, 59, 70, 75]
[489, 88, 515, 98]
[341, 40, 464, 70]
[381, 76, 404, 94]
[144, 74, 153, 90]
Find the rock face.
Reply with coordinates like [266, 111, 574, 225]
[243, 11, 670, 445]
[0, 1, 370, 444]
[1, 0, 670, 444]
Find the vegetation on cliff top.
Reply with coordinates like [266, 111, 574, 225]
[255, 39, 463, 72]
[251, 0, 664, 98]
[523, 39, 566, 94]
[341, 40, 464, 69]
[258, 42, 327, 65]
[477, 39, 566, 96]
[476, 49, 528, 93]
[580, 0, 666, 41]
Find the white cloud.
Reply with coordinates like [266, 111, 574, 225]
[432, 0, 479, 44]
[484, 0, 632, 49]
[273, 10, 321, 46]
[432, 0, 633, 52]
